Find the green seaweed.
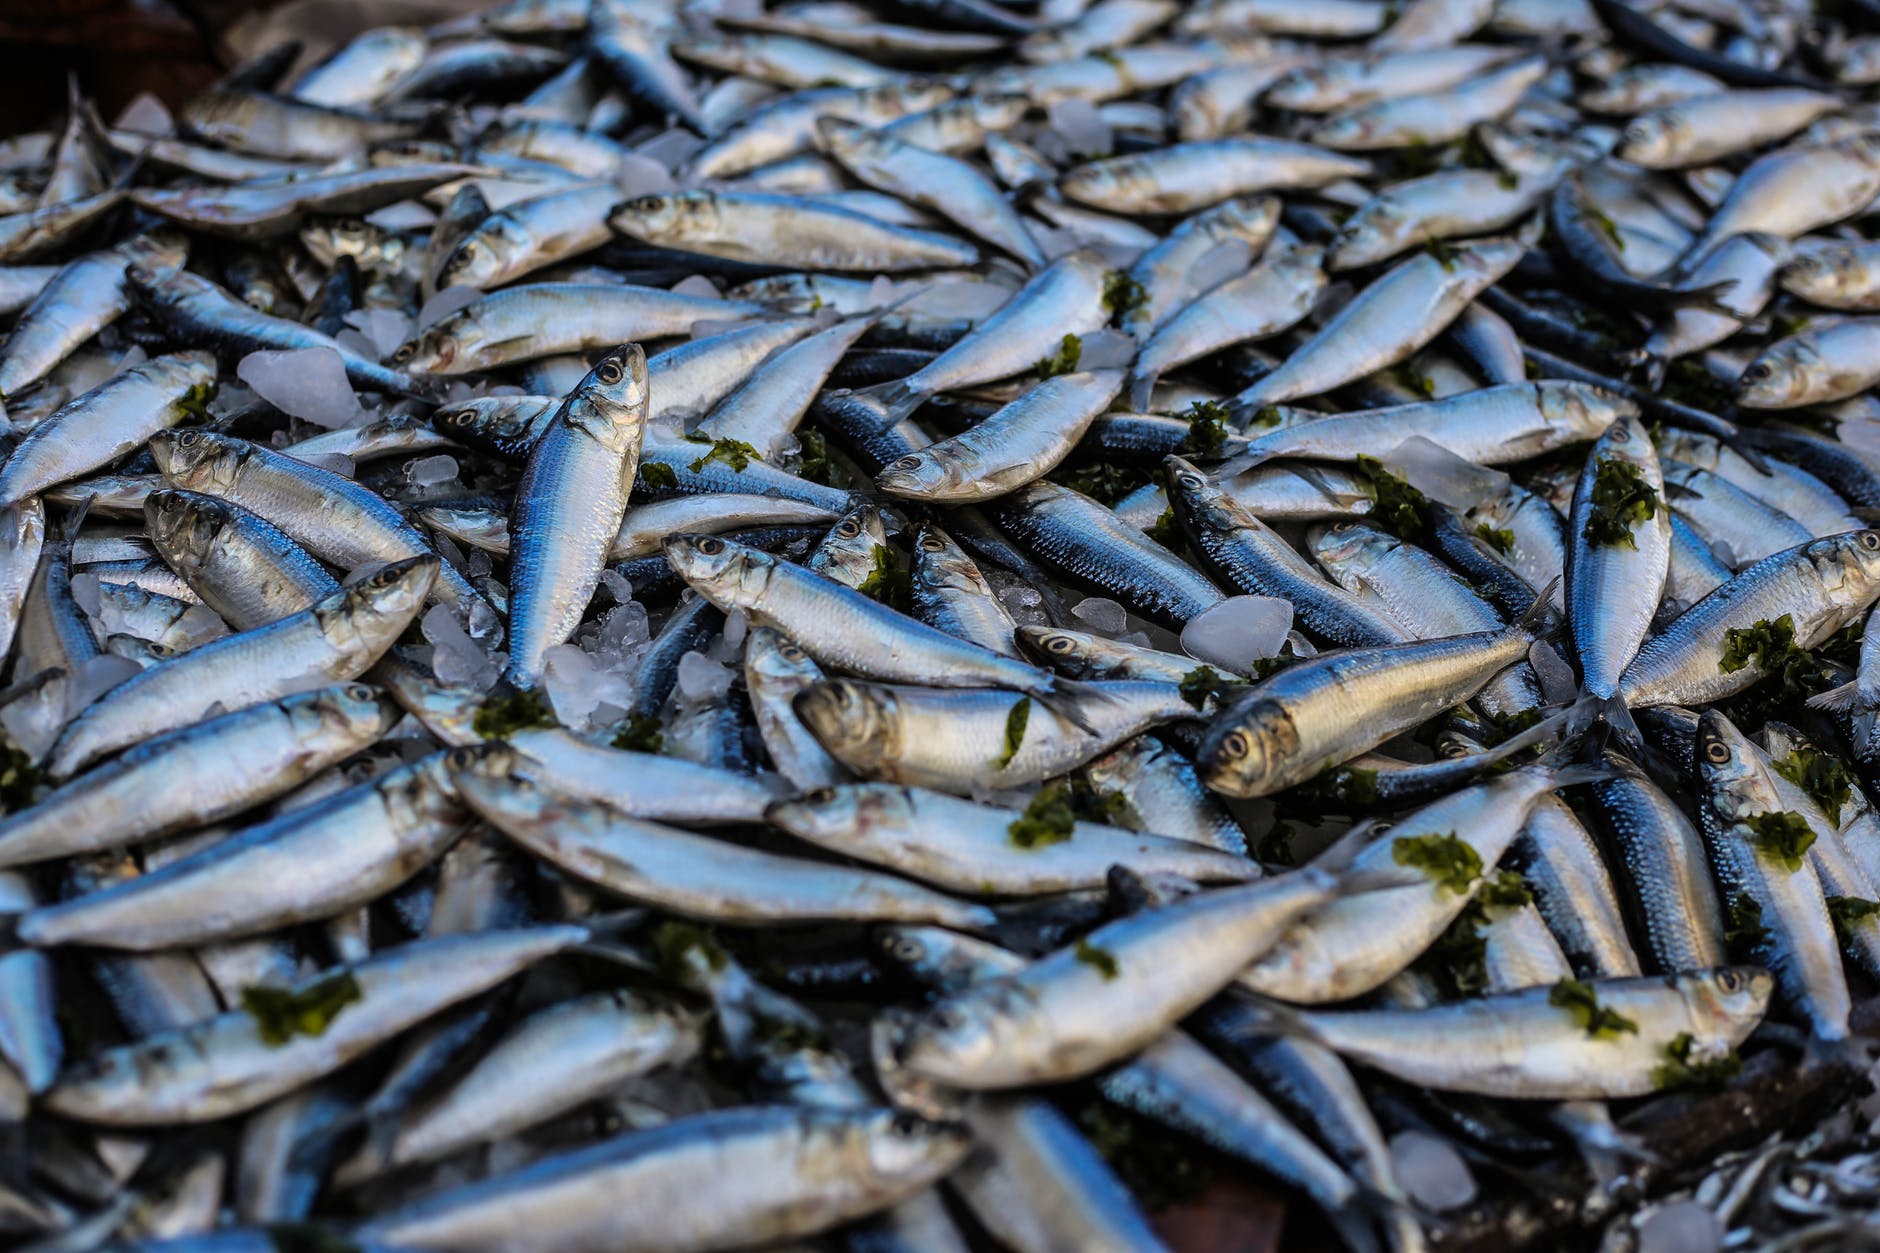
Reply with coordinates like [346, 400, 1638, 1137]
[473, 688, 558, 739]
[611, 712, 664, 754]
[686, 436, 763, 474]
[0, 736, 36, 814]
[1178, 401, 1233, 458]
[995, 697, 1031, 771]
[1009, 785, 1077, 849]
[1145, 504, 1182, 547]
[1075, 937, 1120, 979]
[1062, 460, 1151, 505]
[242, 972, 363, 1047]
[640, 461, 680, 489]
[1581, 457, 1658, 549]
[1103, 269, 1150, 322]
[650, 920, 730, 978]
[1549, 976, 1638, 1040]
[1724, 892, 1769, 956]
[1034, 334, 1083, 379]
[1742, 810, 1816, 874]
[1772, 746, 1854, 818]
[1651, 1032, 1742, 1091]
[1178, 664, 1246, 711]
[1391, 831, 1482, 895]
[173, 381, 218, 425]
[1354, 455, 1428, 539]
[795, 429, 847, 488]
[1474, 523, 1516, 555]
[1828, 895, 1880, 945]
[857, 544, 912, 611]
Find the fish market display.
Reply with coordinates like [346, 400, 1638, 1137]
[12, 0, 1880, 1248]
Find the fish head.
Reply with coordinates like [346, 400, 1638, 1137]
[825, 505, 889, 552]
[876, 450, 955, 498]
[1815, 529, 1880, 611]
[610, 191, 712, 243]
[974, 93, 1031, 130]
[120, 228, 190, 277]
[1265, 65, 1332, 111]
[1695, 708, 1784, 820]
[1735, 343, 1814, 409]
[1166, 454, 1244, 532]
[1198, 697, 1299, 798]
[814, 116, 871, 156]
[142, 487, 233, 568]
[1682, 966, 1776, 1035]
[1014, 624, 1104, 677]
[896, 992, 1007, 1082]
[298, 216, 378, 269]
[574, 342, 650, 425]
[1777, 250, 1840, 301]
[334, 554, 440, 639]
[766, 782, 901, 843]
[1307, 520, 1393, 571]
[1541, 381, 1633, 441]
[443, 739, 521, 782]
[854, 1108, 973, 1185]
[389, 322, 462, 375]
[664, 533, 770, 609]
[793, 679, 898, 775]
[148, 429, 249, 494]
[1617, 110, 1681, 166]
[438, 216, 526, 290]
[296, 682, 404, 743]
[913, 524, 984, 590]
[1328, 208, 1399, 270]
[1310, 109, 1379, 150]
[746, 626, 820, 682]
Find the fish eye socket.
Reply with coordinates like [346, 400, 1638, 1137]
[838, 520, 861, 537]
[454, 243, 476, 262]
[1047, 636, 1074, 653]
[889, 936, 923, 962]
[597, 360, 624, 385]
[347, 684, 375, 699]
[1862, 532, 1880, 551]
[919, 534, 943, 552]
[893, 456, 923, 471]
[1178, 471, 1202, 488]
[393, 344, 416, 364]
[804, 786, 836, 803]
[446, 746, 482, 769]
[932, 1006, 966, 1031]
[1718, 969, 1743, 992]
[1704, 741, 1731, 764]
[1743, 363, 1769, 382]
[696, 537, 725, 555]
[1222, 731, 1250, 758]
[889, 1111, 924, 1136]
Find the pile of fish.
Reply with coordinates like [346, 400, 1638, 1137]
[7, 0, 1880, 1246]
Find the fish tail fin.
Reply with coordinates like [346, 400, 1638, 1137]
[1628, 350, 1667, 391]
[1566, 689, 1643, 755]
[849, 380, 923, 429]
[1807, 681, 1864, 714]
[1512, 577, 1563, 641]
[1680, 277, 1742, 318]
[1126, 370, 1157, 412]
[1325, 1195, 1389, 1253]
[1205, 987, 1324, 1046]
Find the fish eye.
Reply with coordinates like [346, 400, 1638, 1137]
[442, 409, 472, 427]
[176, 431, 199, 448]
[696, 537, 725, 555]
[919, 534, 944, 552]
[1221, 731, 1250, 758]
[888, 935, 924, 962]
[392, 344, 416, 364]
[1704, 741, 1731, 764]
[1046, 635, 1074, 654]
[889, 1111, 925, 1136]
[931, 1006, 966, 1031]
[346, 684, 375, 700]
[454, 243, 476, 262]
[1742, 363, 1770, 383]
[1717, 969, 1743, 992]
[1177, 471, 1203, 488]
[1862, 532, 1880, 551]
[596, 359, 624, 385]
[1609, 425, 1630, 443]
[893, 456, 923, 472]
[838, 519, 861, 538]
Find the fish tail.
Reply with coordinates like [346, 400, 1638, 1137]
[1679, 277, 1742, 318]
[850, 379, 922, 429]
[1126, 370, 1157, 412]
[1206, 987, 1324, 1046]
[1325, 1196, 1389, 1253]
[1512, 577, 1563, 641]
[1807, 680, 1863, 714]
[1566, 689, 1643, 755]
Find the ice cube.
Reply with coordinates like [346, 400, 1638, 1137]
[418, 286, 482, 329]
[1047, 98, 1113, 158]
[114, 93, 173, 136]
[722, 609, 748, 650]
[1388, 1131, 1477, 1212]
[1636, 1202, 1720, 1253]
[543, 644, 605, 728]
[365, 201, 435, 231]
[617, 153, 676, 196]
[1380, 435, 1511, 510]
[64, 655, 141, 721]
[237, 348, 365, 429]
[172, 604, 228, 652]
[1071, 597, 1128, 638]
[404, 455, 461, 489]
[671, 275, 721, 299]
[1181, 596, 1293, 675]
[67, 571, 102, 618]
[345, 308, 415, 359]
[676, 649, 733, 703]
[423, 603, 497, 691]
[1078, 329, 1136, 371]
[639, 128, 707, 170]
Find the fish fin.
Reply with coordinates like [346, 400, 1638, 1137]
[1661, 479, 1702, 502]
[1308, 816, 1388, 878]
[1126, 371, 1157, 413]
[1207, 987, 1324, 1046]
[848, 380, 922, 429]
[1512, 577, 1563, 641]
[1566, 690, 1643, 756]
[1677, 277, 1742, 319]
[1630, 351, 1667, 391]
[1807, 680, 1863, 714]
[1032, 678, 1102, 736]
